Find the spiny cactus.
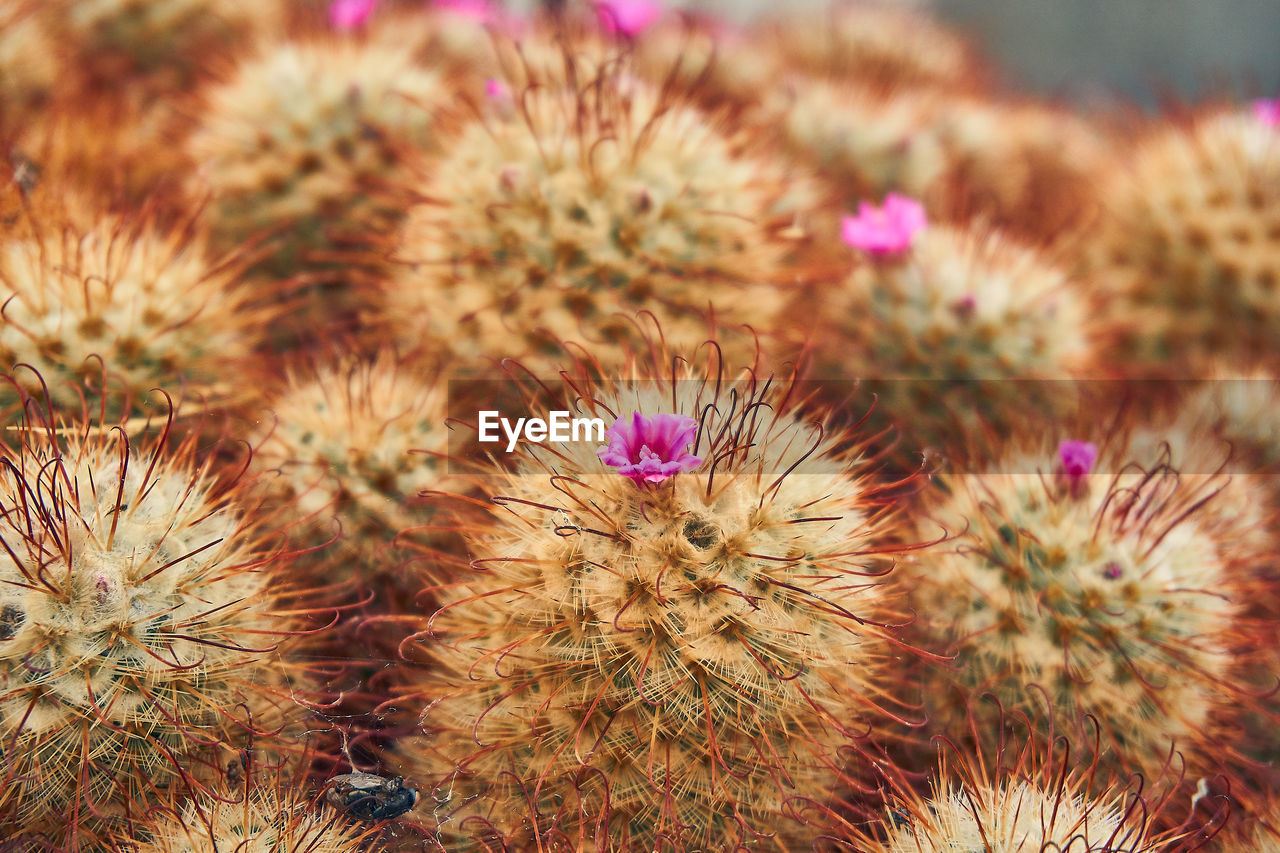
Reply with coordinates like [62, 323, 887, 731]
[775, 80, 949, 212]
[763, 1, 983, 93]
[0, 208, 269, 415]
[387, 63, 816, 366]
[399, 346, 930, 850]
[121, 784, 374, 853]
[252, 350, 451, 571]
[632, 16, 784, 111]
[773, 79, 1110, 242]
[188, 30, 450, 335]
[874, 779, 1157, 852]
[0, 1, 57, 128]
[1088, 110, 1280, 373]
[0, 396, 318, 848]
[912, 429, 1263, 785]
[800, 219, 1092, 462]
[43, 0, 277, 95]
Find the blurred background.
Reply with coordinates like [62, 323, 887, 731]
[515, 0, 1280, 106]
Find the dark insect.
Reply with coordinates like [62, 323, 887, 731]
[324, 772, 419, 821]
[225, 750, 248, 786]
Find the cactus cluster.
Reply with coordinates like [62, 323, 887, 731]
[7, 0, 1280, 850]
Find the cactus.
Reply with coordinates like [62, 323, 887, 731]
[387, 64, 815, 366]
[772, 79, 1110, 242]
[0, 1, 57, 129]
[0, 396, 317, 847]
[912, 430, 1261, 784]
[1088, 110, 1280, 373]
[799, 222, 1092, 462]
[122, 785, 373, 853]
[252, 350, 451, 572]
[43, 0, 276, 95]
[875, 779, 1157, 852]
[632, 16, 784, 112]
[0, 209, 267, 415]
[399, 347, 928, 849]
[188, 32, 449, 336]
[763, 1, 982, 93]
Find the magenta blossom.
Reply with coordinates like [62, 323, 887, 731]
[596, 0, 663, 36]
[434, 0, 495, 22]
[597, 411, 702, 485]
[841, 193, 926, 255]
[1254, 98, 1280, 126]
[329, 0, 377, 29]
[485, 78, 509, 99]
[1058, 440, 1097, 478]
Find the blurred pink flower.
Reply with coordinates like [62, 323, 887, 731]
[329, 0, 377, 29]
[485, 78, 509, 99]
[598, 412, 702, 485]
[596, 0, 663, 36]
[435, 0, 495, 22]
[1254, 98, 1280, 126]
[1057, 440, 1097, 478]
[840, 193, 926, 254]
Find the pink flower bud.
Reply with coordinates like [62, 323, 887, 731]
[329, 0, 377, 29]
[596, 0, 663, 36]
[840, 193, 926, 255]
[1057, 440, 1097, 479]
[485, 78, 509, 99]
[1254, 98, 1280, 126]
[435, 0, 495, 23]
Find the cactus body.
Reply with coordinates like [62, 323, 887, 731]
[0, 403, 311, 845]
[388, 69, 813, 365]
[1090, 112, 1280, 372]
[0, 212, 264, 414]
[401, 350, 925, 849]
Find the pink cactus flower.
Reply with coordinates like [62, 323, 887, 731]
[329, 0, 377, 29]
[1254, 98, 1280, 126]
[840, 193, 926, 255]
[1056, 439, 1097, 498]
[598, 411, 702, 485]
[1057, 440, 1097, 479]
[596, 0, 663, 36]
[435, 0, 495, 23]
[485, 78, 509, 99]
